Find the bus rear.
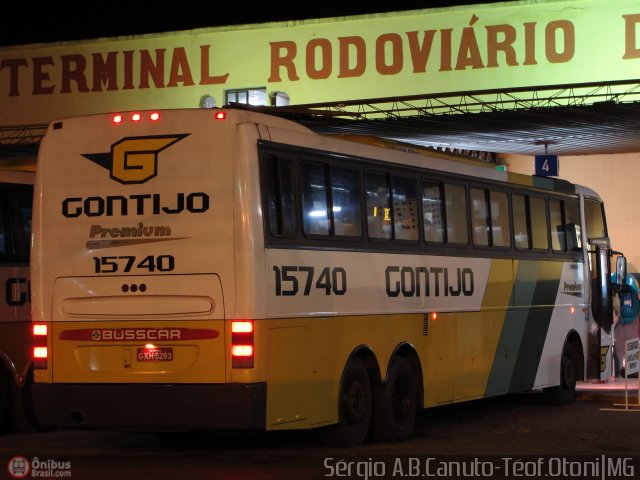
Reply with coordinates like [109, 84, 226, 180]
[31, 109, 274, 429]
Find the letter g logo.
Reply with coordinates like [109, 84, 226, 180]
[82, 134, 189, 184]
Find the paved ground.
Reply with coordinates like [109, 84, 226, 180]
[0, 380, 638, 480]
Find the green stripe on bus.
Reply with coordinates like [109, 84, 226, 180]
[485, 261, 563, 395]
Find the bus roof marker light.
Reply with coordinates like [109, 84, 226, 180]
[149, 112, 160, 121]
[131, 113, 142, 122]
[214, 111, 226, 120]
[112, 114, 123, 124]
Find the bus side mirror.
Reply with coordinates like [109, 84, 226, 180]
[615, 255, 627, 288]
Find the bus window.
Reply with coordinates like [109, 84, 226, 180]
[471, 187, 489, 246]
[444, 183, 468, 245]
[530, 196, 549, 250]
[7, 185, 32, 262]
[584, 198, 606, 239]
[265, 155, 296, 236]
[550, 198, 565, 251]
[512, 193, 529, 249]
[331, 166, 361, 238]
[366, 171, 391, 240]
[392, 175, 418, 241]
[422, 181, 444, 243]
[490, 190, 511, 247]
[301, 162, 330, 236]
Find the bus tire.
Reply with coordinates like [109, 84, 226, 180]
[543, 343, 578, 406]
[325, 356, 372, 447]
[371, 356, 417, 442]
[12, 369, 41, 433]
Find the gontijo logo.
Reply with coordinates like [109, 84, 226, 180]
[82, 134, 189, 184]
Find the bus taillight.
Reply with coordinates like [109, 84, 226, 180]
[33, 324, 48, 369]
[231, 320, 254, 368]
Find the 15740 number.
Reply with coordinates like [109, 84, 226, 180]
[273, 266, 347, 296]
[93, 255, 175, 273]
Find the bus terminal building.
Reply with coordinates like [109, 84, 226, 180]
[1, 0, 640, 271]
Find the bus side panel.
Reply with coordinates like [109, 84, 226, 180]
[423, 258, 512, 406]
[484, 259, 579, 395]
[0, 177, 34, 388]
[454, 259, 514, 401]
[534, 261, 586, 387]
[0, 265, 31, 384]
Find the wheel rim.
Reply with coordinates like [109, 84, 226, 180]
[391, 375, 414, 424]
[343, 377, 368, 425]
[562, 355, 576, 388]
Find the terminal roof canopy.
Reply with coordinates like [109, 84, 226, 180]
[252, 80, 640, 157]
[3, 80, 640, 159]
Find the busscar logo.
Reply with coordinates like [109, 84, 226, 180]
[82, 134, 189, 184]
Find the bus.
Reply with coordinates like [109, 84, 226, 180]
[0, 166, 34, 433]
[30, 107, 621, 446]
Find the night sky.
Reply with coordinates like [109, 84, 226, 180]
[0, 1, 506, 47]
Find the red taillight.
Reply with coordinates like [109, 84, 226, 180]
[131, 113, 142, 122]
[33, 323, 48, 369]
[214, 111, 226, 120]
[231, 320, 254, 368]
[112, 114, 123, 124]
[33, 324, 47, 336]
[232, 345, 254, 357]
[149, 112, 160, 121]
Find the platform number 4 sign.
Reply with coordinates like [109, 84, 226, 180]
[534, 154, 559, 177]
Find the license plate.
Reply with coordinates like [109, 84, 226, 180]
[137, 347, 173, 362]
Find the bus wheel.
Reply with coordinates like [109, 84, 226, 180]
[325, 356, 372, 447]
[371, 356, 417, 442]
[543, 343, 578, 405]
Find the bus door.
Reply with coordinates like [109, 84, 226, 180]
[587, 237, 623, 381]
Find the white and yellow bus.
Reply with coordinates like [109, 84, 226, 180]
[0, 166, 34, 432]
[30, 107, 621, 445]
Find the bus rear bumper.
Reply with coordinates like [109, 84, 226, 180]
[31, 382, 266, 430]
